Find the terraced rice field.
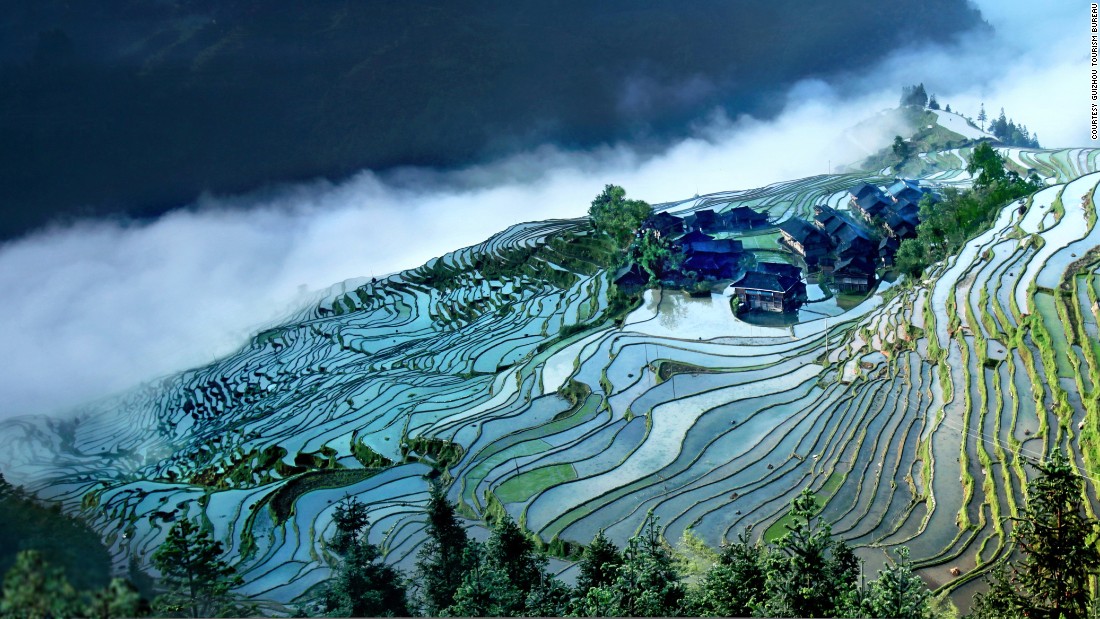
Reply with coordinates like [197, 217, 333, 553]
[1, 145, 1099, 610]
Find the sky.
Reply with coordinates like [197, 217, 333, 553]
[0, 1, 1088, 417]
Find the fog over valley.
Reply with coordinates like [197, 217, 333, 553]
[0, 0, 1086, 417]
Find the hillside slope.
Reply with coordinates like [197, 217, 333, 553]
[1, 140, 1098, 609]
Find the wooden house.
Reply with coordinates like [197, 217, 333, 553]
[677, 229, 714, 246]
[813, 205, 877, 264]
[613, 263, 649, 290]
[644, 212, 684, 237]
[833, 256, 876, 293]
[756, 261, 802, 280]
[887, 179, 926, 205]
[849, 183, 893, 221]
[879, 236, 900, 267]
[732, 270, 806, 313]
[683, 252, 740, 279]
[685, 209, 720, 233]
[681, 238, 744, 279]
[722, 206, 770, 230]
[778, 218, 831, 267]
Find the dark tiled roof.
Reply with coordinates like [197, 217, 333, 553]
[733, 271, 787, 292]
[834, 255, 876, 275]
[834, 224, 871, 244]
[614, 263, 649, 286]
[887, 179, 922, 196]
[894, 202, 920, 222]
[856, 193, 893, 215]
[757, 261, 802, 279]
[688, 209, 719, 228]
[685, 239, 744, 255]
[850, 183, 884, 200]
[684, 252, 738, 278]
[678, 229, 714, 244]
[645, 212, 683, 235]
[779, 218, 827, 245]
[725, 206, 769, 223]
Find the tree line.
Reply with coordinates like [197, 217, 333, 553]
[896, 142, 1042, 277]
[2, 451, 1099, 618]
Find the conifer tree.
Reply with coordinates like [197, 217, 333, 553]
[151, 518, 243, 618]
[323, 496, 409, 617]
[86, 578, 145, 619]
[523, 574, 572, 617]
[0, 549, 81, 618]
[688, 530, 767, 617]
[414, 483, 472, 615]
[484, 514, 547, 601]
[762, 489, 860, 618]
[603, 514, 685, 617]
[971, 452, 1100, 619]
[863, 547, 931, 619]
[575, 530, 622, 594]
[445, 544, 518, 617]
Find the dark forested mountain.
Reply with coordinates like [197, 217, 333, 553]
[0, 0, 985, 240]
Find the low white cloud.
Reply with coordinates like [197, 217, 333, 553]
[0, 1, 1084, 417]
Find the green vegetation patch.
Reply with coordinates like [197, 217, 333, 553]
[1033, 293, 1075, 379]
[0, 477, 112, 592]
[733, 231, 782, 250]
[494, 464, 578, 503]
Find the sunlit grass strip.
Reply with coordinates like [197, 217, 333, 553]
[964, 297, 1005, 568]
[955, 332, 975, 533]
[494, 463, 578, 503]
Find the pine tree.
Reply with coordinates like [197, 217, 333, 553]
[449, 513, 552, 616]
[0, 549, 81, 618]
[444, 544, 518, 617]
[991, 108, 1008, 139]
[86, 578, 145, 619]
[329, 495, 371, 555]
[524, 574, 572, 617]
[605, 514, 685, 617]
[575, 530, 622, 593]
[763, 489, 860, 618]
[971, 452, 1100, 619]
[928, 94, 940, 110]
[486, 514, 547, 599]
[323, 496, 409, 617]
[977, 103, 987, 131]
[863, 547, 931, 619]
[414, 483, 472, 615]
[151, 518, 243, 618]
[688, 530, 767, 617]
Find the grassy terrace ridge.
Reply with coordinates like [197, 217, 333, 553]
[4, 138, 1100, 610]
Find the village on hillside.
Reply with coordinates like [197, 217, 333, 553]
[616, 179, 938, 315]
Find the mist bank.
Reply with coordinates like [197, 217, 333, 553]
[0, 0, 1086, 418]
[0, 0, 987, 241]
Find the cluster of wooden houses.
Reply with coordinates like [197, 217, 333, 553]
[614, 205, 811, 313]
[616, 206, 769, 282]
[613, 179, 932, 314]
[777, 178, 933, 293]
[849, 179, 931, 263]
